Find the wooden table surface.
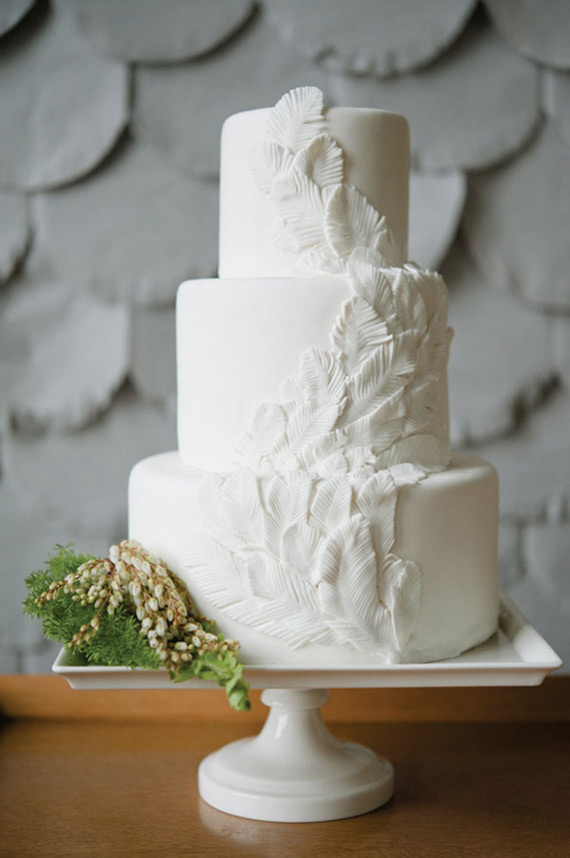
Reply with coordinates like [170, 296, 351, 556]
[1, 677, 569, 858]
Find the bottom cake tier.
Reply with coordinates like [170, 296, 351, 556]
[128, 452, 499, 665]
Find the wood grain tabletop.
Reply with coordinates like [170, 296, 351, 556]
[1, 677, 569, 858]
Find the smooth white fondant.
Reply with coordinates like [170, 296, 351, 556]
[177, 275, 352, 471]
[129, 451, 499, 665]
[130, 87, 498, 667]
[186, 89, 454, 659]
[219, 101, 410, 278]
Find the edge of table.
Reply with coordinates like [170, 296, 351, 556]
[1, 674, 568, 724]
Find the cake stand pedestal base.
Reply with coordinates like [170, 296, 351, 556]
[198, 688, 393, 822]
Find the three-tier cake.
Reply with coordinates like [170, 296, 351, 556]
[129, 88, 499, 666]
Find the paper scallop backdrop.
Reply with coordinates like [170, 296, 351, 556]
[0, 4, 128, 191]
[408, 170, 466, 270]
[133, 13, 328, 179]
[444, 242, 554, 447]
[4, 389, 176, 539]
[506, 530, 570, 672]
[56, 0, 255, 63]
[478, 392, 570, 520]
[0, 390, 174, 649]
[526, 524, 570, 616]
[484, 0, 570, 70]
[551, 317, 570, 389]
[462, 122, 570, 312]
[328, 18, 539, 171]
[1, 270, 130, 434]
[543, 70, 570, 148]
[0, 488, 80, 650]
[0, 192, 29, 284]
[33, 140, 218, 307]
[0, 391, 173, 655]
[130, 307, 177, 405]
[265, 0, 476, 77]
[0, 0, 37, 38]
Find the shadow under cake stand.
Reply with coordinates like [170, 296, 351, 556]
[53, 597, 561, 823]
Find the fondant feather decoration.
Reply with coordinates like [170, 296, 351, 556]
[188, 88, 454, 660]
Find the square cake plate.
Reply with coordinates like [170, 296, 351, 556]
[52, 597, 562, 823]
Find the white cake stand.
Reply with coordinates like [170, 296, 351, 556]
[53, 598, 561, 823]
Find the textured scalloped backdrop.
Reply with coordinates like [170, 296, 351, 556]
[0, 0, 568, 671]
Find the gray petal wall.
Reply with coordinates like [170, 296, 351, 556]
[1, 0, 568, 672]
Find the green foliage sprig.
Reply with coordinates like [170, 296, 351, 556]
[23, 541, 250, 711]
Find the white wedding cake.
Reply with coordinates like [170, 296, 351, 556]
[129, 88, 499, 666]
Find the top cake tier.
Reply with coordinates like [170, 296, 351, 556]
[218, 106, 410, 279]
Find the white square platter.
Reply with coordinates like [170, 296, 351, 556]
[52, 596, 562, 691]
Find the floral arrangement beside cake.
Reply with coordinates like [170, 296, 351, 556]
[24, 541, 251, 709]
[25, 88, 499, 703]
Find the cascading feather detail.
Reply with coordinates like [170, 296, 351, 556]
[186, 88, 454, 660]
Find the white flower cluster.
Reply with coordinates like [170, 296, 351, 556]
[39, 539, 239, 667]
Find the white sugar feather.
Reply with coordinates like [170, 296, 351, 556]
[281, 522, 324, 579]
[317, 516, 382, 635]
[292, 134, 344, 189]
[248, 142, 293, 195]
[220, 468, 266, 548]
[286, 401, 341, 453]
[331, 296, 392, 372]
[266, 87, 327, 152]
[309, 476, 353, 536]
[299, 347, 347, 406]
[325, 184, 385, 258]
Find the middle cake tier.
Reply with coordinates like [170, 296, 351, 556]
[178, 276, 350, 470]
[177, 274, 450, 472]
